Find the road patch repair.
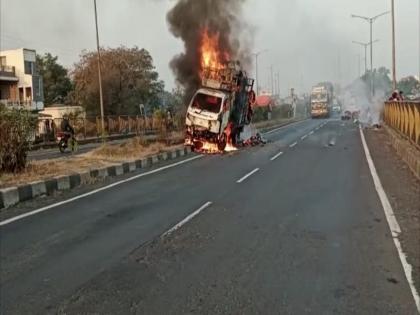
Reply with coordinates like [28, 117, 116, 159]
[0, 138, 192, 210]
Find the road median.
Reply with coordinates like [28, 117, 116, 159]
[0, 137, 191, 209]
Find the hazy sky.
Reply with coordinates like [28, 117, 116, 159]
[1, 0, 419, 94]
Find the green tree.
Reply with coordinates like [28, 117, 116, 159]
[361, 67, 392, 95]
[36, 53, 73, 105]
[397, 76, 420, 96]
[71, 46, 164, 116]
[0, 105, 37, 173]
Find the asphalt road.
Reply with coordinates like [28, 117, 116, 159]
[1, 119, 418, 314]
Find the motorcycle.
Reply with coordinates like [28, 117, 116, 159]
[56, 132, 77, 153]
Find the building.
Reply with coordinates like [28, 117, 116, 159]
[0, 48, 44, 111]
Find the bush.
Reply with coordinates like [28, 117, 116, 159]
[0, 105, 37, 173]
[252, 107, 269, 122]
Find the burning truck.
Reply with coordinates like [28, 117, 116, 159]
[184, 61, 255, 152]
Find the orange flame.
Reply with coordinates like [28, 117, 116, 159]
[200, 29, 229, 76]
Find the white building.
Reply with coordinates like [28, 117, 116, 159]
[0, 48, 44, 111]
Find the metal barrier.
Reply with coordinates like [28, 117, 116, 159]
[36, 115, 183, 143]
[384, 101, 420, 149]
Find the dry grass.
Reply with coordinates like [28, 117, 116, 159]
[0, 135, 184, 188]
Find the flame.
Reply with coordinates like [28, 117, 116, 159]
[189, 141, 238, 154]
[200, 28, 229, 77]
[224, 143, 238, 152]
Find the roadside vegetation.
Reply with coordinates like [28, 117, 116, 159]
[0, 135, 184, 188]
[0, 105, 37, 173]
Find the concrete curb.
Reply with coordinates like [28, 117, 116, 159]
[385, 125, 420, 180]
[0, 147, 192, 209]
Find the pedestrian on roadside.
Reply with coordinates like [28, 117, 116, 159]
[51, 120, 56, 140]
[399, 91, 404, 101]
[389, 91, 399, 101]
[45, 119, 51, 138]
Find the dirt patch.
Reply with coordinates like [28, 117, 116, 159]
[365, 128, 420, 295]
[0, 136, 184, 188]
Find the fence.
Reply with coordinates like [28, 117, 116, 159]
[36, 115, 183, 143]
[384, 101, 420, 149]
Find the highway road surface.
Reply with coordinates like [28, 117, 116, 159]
[1, 119, 418, 314]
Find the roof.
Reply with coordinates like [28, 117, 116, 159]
[254, 95, 273, 107]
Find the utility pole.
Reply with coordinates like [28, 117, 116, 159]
[352, 11, 389, 97]
[270, 65, 274, 95]
[352, 40, 379, 75]
[358, 54, 361, 78]
[252, 49, 268, 96]
[391, 0, 397, 90]
[94, 0, 105, 140]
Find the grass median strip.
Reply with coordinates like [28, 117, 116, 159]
[0, 136, 184, 189]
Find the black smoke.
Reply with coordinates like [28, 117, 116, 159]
[167, 0, 252, 99]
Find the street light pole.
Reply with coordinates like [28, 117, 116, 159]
[391, 0, 397, 90]
[270, 65, 274, 95]
[252, 49, 268, 96]
[352, 11, 390, 97]
[352, 40, 379, 75]
[94, 0, 105, 141]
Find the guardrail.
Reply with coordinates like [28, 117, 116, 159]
[36, 115, 183, 143]
[384, 101, 420, 149]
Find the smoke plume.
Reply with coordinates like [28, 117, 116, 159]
[167, 0, 252, 98]
[340, 78, 386, 126]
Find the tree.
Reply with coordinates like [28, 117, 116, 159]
[0, 105, 37, 173]
[361, 67, 392, 96]
[397, 76, 420, 96]
[36, 53, 73, 105]
[71, 46, 164, 116]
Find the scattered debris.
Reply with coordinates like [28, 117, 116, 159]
[241, 133, 267, 147]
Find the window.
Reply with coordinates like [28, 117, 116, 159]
[191, 93, 222, 113]
[24, 61, 34, 75]
[0, 56, 6, 67]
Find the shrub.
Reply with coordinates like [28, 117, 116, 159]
[0, 105, 37, 173]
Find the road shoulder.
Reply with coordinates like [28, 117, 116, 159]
[364, 127, 420, 297]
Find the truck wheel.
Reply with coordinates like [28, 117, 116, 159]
[218, 133, 227, 151]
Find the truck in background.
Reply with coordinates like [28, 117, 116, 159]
[185, 61, 255, 151]
[310, 82, 334, 118]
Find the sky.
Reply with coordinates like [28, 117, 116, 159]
[1, 0, 419, 95]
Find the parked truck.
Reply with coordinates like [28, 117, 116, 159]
[310, 82, 334, 118]
[185, 61, 255, 151]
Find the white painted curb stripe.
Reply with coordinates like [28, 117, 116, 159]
[289, 142, 298, 148]
[270, 152, 284, 161]
[237, 168, 260, 183]
[0, 155, 203, 227]
[301, 135, 308, 140]
[309, 131, 314, 135]
[162, 201, 212, 238]
[360, 127, 420, 313]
